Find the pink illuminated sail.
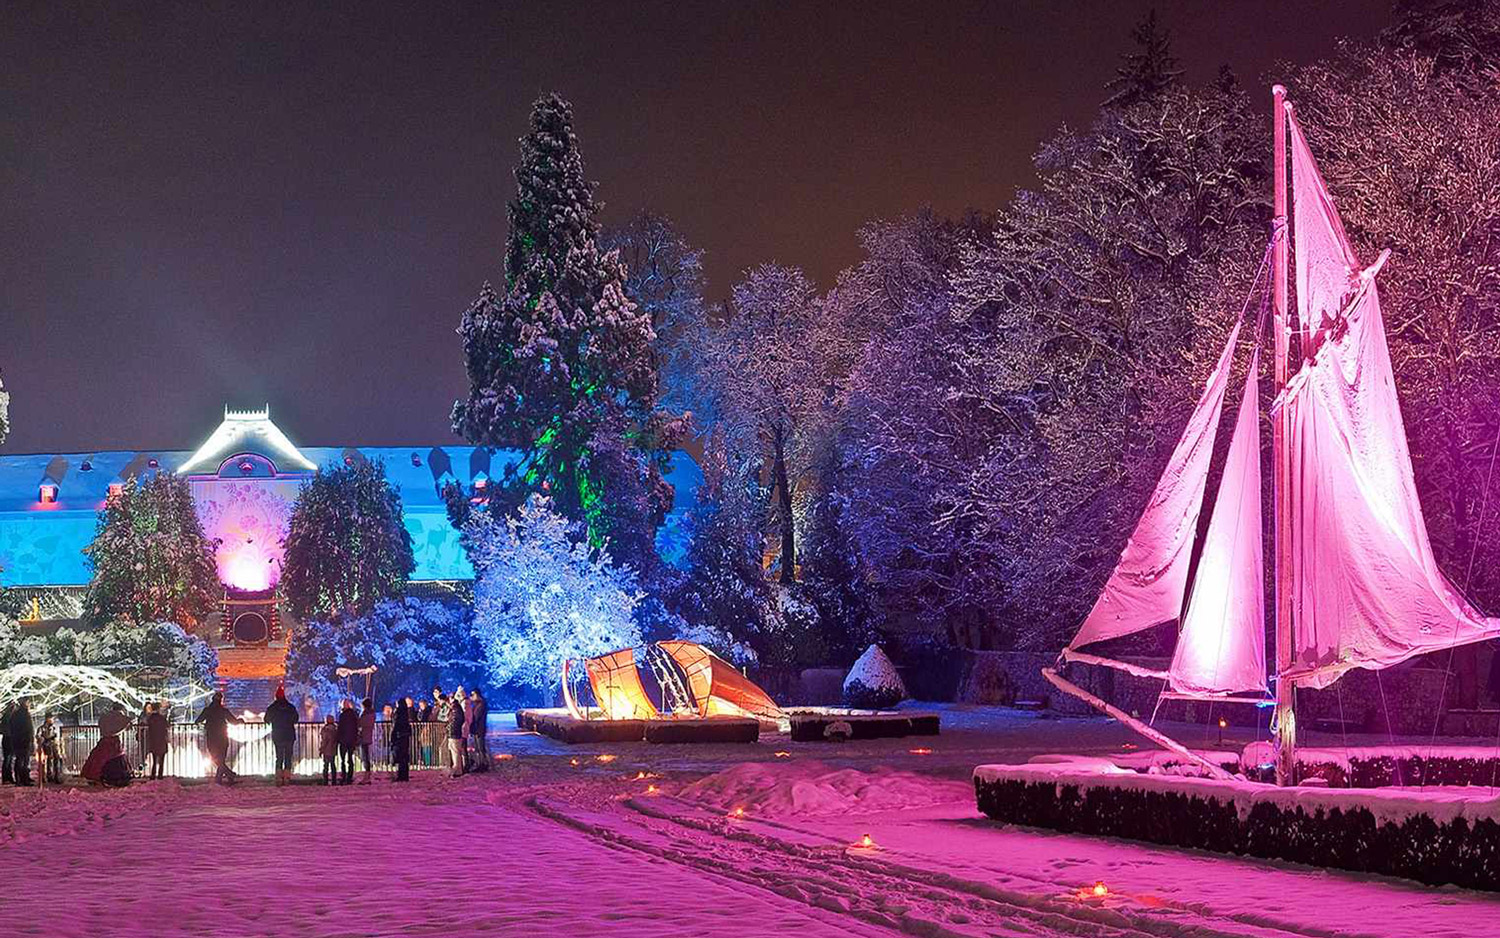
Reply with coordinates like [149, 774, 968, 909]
[1170, 348, 1267, 697]
[1066, 319, 1242, 657]
[1284, 112, 1500, 689]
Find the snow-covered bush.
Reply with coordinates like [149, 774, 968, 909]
[0, 620, 217, 687]
[287, 597, 485, 712]
[466, 494, 643, 695]
[843, 644, 907, 709]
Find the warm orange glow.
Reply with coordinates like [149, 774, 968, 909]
[596, 754, 617, 763]
[495, 753, 514, 761]
[774, 751, 790, 758]
[908, 747, 932, 755]
[569, 758, 580, 766]
[728, 806, 745, 819]
[1218, 717, 1228, 729]
[646, 784, 658, 794]
[1121, 743, 1138, 750]
[859, 834, 875, 848]
[1092, 882, 1108, 897]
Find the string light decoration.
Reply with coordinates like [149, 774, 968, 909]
[0, 663, 213, 714]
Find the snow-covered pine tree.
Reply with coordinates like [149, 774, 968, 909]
[281, 459, 415, 623]
[1102, 10, 1182, 109]
[465, 493, 642, 696]
[81, 474, 222, 629]
[451, 93, 681, 567]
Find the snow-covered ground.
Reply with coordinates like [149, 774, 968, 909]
[1, 704, 1496, 937]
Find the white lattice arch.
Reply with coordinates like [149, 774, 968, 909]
[0, 664, 212, 714]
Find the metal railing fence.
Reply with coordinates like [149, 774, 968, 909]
[57, 721, 456, 779]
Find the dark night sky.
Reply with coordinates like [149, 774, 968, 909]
[0, 0, 1392, 455]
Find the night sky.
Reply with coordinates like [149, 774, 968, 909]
[1, 0, 1392, 455]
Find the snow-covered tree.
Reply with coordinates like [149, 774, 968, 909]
[466, 494, 643, 694]
[1103, 10, 1182, 109]
[451, 93, 681, 565]
[601, 211, 719, 421]
[281, 459, 414, 623]
[843, 644, 907, 709]
[82, 474, 222, 629]
[0, 620, 217, 688]
[286, 597, 485, 712]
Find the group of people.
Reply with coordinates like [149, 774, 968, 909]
[2, 683, 495, 788]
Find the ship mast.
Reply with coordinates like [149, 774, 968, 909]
[1271, 85, 1296, 786]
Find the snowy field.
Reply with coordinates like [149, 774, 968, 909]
[2, 705, 1497, 937]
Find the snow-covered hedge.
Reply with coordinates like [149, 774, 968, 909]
[973, 763, 1500, 891]
[842, 644, 906, 709]
[1240, 741, 1500, 788]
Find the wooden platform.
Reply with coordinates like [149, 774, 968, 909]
[516, 709, 760, 745]
[786, 708, 940, 742]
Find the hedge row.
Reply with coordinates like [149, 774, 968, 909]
[1289, 754, 1500, 789]
[974, 776, 1500, 891]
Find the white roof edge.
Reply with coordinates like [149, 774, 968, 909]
[177, 404, 318, 475]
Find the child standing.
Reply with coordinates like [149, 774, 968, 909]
[319, 715, 337, 785]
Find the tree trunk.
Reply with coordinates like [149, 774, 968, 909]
[773, 425, 796, 584]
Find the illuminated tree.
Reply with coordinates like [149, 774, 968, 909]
[81, 474, 222, 629]
[286, 597, 484, 711]
[451, 94, 680, 564]
[465, 494, 642, 695]
[281, 459, 414, 623]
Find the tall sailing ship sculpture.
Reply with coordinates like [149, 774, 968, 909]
[1046, 86, 1500, 785]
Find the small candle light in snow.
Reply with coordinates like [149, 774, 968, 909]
[908, 747, 932, 755]
[495, 753, 514, 761]
[596, 754, 617, 763]
[727, 806, 745, 819]
[1091, 881, 1108, 898]
[569, 758, 580, 767]
[646, 784, 659, 794]
[774, 751, 790, 758]
[859, 834, 875, 848]
[1218, 717, 1228, 729]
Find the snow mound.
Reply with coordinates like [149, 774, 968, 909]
[676, 760, 969, 817]
[843, 644, 906, 708]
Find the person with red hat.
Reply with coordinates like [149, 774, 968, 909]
[265, 685, 299, 786]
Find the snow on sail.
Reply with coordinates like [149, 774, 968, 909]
[1063, 318, 1243, 671]
[1281, 109, 1500, 689]
[1170, 346, 1267, 697]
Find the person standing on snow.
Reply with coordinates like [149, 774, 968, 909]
[319, 715, 338, 785]
[265, 686, 299, 786]
[357, 698, 376, 784]
[335, 699, 359, 785]
[146, 702, 170, 780]
[7, 698, 35, 786]
[469, 689, 490, 772]
[36, 713, 63, 784]
[1, 701, 13, 784]
[390, 698, 412, 782]
[446, 698, 466, 778]
[195, 692, 241, 785]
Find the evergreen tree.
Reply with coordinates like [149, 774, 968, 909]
[1103, 10, 1182, 109]
[82, 474, 222, 628]
[0, 374, 16, 619]
[452, 93, 680, 565]
[281, 459, 414, 623]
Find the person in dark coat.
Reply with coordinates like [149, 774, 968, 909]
[446, 699, 466, 778]
[469, 689, 490, 772]
[8, 698, 35, 786]
[390, 699, 412, 782]
[1, 701, 12, 784]
[146, 702, 170, 780]
[265, 686, 299, 786]
[195, 692, 241, 784]
[335, 699, 359, 785]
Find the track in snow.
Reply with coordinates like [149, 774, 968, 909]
[521, 793, 1338, 938]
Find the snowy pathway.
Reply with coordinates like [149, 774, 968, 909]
[3, 707, 1496, 937]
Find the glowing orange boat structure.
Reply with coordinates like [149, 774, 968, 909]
[562, 640, 783, 724]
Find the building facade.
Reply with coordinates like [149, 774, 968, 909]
[0, 407, 701, 694]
